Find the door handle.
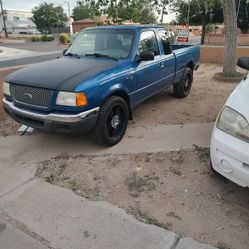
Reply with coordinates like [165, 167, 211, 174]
[126, 74, 134, 81]
[160, 62, 165, 68]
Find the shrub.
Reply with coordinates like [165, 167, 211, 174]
[40, 34, 54, 42]
[59, 33, 70, 44]
[46, 35, 54, 41]
[31, 36, 40, 42]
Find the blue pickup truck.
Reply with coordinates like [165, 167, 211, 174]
[3, 25, 200, 146]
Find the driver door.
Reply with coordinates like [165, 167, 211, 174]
[133, 30, 166, 104]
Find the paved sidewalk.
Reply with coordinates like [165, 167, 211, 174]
[0, 179, 216, 249]
[0, 122, 216, 249]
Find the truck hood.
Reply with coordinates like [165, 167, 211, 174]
[227, 76, 249, 121]
[5, 57, 118, 91]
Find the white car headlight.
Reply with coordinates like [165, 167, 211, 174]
[217, 106, 249, 143]
[3, 82, 10, 96]
[56, 91, 87, 107]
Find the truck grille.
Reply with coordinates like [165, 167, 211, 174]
[10, 84, 52, 108]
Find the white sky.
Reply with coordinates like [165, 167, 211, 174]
[3, 0, 175, 23]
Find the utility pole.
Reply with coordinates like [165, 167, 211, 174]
[64, 1, 71, 17]
[0, 0, 8, 37]
[160, 6, 165, 26]
[187, 0, 190, 27]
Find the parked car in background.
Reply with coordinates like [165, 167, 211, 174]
[210, 57, 249, 187]
[3, 25, 200, 146]
[176, 29, 189, 43]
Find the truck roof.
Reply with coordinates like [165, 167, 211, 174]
[83, 25, 165, 31]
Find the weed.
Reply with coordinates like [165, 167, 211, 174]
[170, 149, 185, 165]
[45, 174, 55, 183]
[216, 241, 231, 249]
[193, 145, 210, 163]
[166, 211, 182, 220]
[131, 209, 171, 230]
[169, 166, 182, 176]
[126, 173, 156, 193]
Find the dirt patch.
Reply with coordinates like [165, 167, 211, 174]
[0, 69, 20, 136]
[131, 63, 238, 128]
[36, 148, 249, 249]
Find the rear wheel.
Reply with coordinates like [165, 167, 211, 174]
[90, 96, 129, 146]
[173, 67, 193, 98]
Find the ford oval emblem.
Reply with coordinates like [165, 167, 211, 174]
[23, 93, 32, 99]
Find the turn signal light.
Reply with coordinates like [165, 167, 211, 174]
[76, 92, 88, 106]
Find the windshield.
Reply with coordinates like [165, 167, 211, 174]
[67, 29, 135, 60]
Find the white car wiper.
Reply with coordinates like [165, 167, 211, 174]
[85, 53, 118, 61]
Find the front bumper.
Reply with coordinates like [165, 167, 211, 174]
[210, 127, 249, 187]
[3, 98, 99, 133]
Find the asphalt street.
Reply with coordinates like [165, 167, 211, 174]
[0, 52, 62, 69]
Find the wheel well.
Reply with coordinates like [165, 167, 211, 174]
[110, 91, 133, 120]
[186, 61, 194, 71]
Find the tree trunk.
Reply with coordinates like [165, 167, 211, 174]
[222, 0, 237, 77]
[201, 14, 207, 45]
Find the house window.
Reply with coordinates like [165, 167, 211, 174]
[13, 16, 20, 20]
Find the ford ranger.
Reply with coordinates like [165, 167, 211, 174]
[3, 25, 200, 146]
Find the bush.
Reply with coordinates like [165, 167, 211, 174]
[59, 33, 70, 44]
[31, 35, 54, 42]
[31, 36, 40, 42]
[40, 34, 54, 42]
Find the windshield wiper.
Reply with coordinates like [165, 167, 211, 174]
[85, 53, 118, 61]
[64, 52, 81, 59]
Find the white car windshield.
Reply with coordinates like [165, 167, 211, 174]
[67, 29, 135, 60]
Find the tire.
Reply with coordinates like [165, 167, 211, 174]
[173, 67, 193, 98]
[90, 96, 129, 146]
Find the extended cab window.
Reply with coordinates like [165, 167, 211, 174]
[68, 29, 135, 60]
[138, 31, 160, 56]
[159, 30, 172, 55]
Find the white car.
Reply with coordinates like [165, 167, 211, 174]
[210, 57, 249, 187]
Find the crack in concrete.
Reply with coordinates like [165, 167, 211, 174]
[0, 177, 36, 199]
[0, 213, 58, 249]
[170, 235, 181, 249]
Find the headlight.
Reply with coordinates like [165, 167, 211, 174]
[3, 82, 10, 96]
[217, 106, 249, 143]
[56, 91, 87, 107]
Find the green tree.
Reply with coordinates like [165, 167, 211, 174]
[90, 0, 157, 24]
[72, 4, 91, 21]
[32, 3, 67, 34]
[140, 7, 157, 24]
[237, 0, 249, 34]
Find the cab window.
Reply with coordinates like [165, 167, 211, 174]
[159, 30, 172, 55]
[138, 31, 160, 56]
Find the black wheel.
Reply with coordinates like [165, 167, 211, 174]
[90, 96, 129, 146]
[173, 67, 193, 98]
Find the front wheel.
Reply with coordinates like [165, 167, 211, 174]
[173, 67, 193, 98]
[90, 96, 129, 146]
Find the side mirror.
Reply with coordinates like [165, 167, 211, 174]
[237, 57, 249, 70]
[137, 51, 155, 62]
[63, 49, 67, 56]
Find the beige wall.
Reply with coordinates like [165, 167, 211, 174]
[200, 46, 249, 64]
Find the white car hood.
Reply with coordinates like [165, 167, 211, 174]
[226, 75, 249, 121]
